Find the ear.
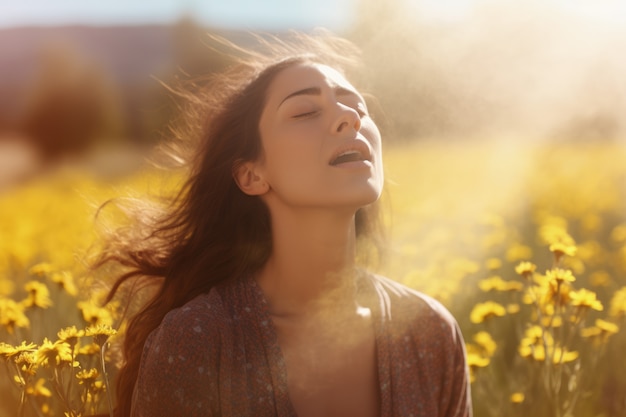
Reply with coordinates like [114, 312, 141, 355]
[233, 160, 269, 196]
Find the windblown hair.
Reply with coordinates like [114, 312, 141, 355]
[96, 30, 383, 417]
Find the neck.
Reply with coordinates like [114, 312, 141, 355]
[256, 208, 359, 317]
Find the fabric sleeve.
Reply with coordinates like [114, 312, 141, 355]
[440, 319, 473, 417]
[130, 300, 221, 417]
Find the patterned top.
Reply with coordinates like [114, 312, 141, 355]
[130, 274, 472, 417]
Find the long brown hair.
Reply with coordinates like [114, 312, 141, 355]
[96, 30, 383, 417]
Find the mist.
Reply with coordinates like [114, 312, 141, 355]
[351, 0, 626, 142]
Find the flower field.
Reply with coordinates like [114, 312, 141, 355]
[1, 139, 625, 416]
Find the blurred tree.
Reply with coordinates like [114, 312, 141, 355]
[18, 42, 126, 161]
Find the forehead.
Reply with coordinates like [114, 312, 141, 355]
[265, 62, 358, 103]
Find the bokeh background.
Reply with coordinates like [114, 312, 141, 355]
[1, 1, 625, 416]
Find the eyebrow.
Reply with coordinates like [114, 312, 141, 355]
[278, 86, 360, 108]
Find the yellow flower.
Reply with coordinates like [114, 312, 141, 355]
[595, 319, 619, 334]
[610, 223, 626, 243]
[549, 242, 577, 258]
[472, 331, 497, 357]
[580, 319, 618, 344]
[545, 268, 576, 284]
[506, 303, 520, 314]
[515, 261, 536, 278]
[85, 324, 117, 346]
[505, 243, 533, 262]
[519, 343, 546, 361]
[76, 368, 100, 384]
[28, 262, 54, 278]
[36, 338, 73, 368]
[485, 258, 502, 271]
[541, 315, 563, 328]
[519, 325, 554, 361]
[470, 301, 506, 324]
[77, 300, 113, 326]
[552, 347, 579, 364]
[58, 326, 84, 349]
[22, 281, 53, 309]
[569, 288, 603, 311]
[0, 298, 30, 334]
[50, 271, 78, 296]
[465, 348, 490, 383]
[78, 342, 101, 356]
[0, 278, 15, 296]
[26, 378, 52, 398]
[479, 276, 523, 292]
[510, 392, 525, 404]
[15, 351, 38, 375]
[589, 271, 612, 287]
[466, 351, 490, 368]
[609, 287, 626, 319]
[0, 341, 37, 360]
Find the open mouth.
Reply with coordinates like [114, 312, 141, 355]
[330, 150, 367, 166]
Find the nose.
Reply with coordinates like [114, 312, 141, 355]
[332, 104, 361, 134]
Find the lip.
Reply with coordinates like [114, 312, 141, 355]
[328, 139, 373, 167]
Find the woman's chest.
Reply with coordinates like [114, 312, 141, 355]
[273, 311, 381, 417]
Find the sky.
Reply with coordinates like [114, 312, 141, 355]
[0, 0, 355, 30]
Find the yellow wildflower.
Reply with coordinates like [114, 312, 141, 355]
[510, 392, 525, 404]
[15, 351, 38, 375]
[76, 368, 100, 385]
[505, 243, 533, 262]
[470, 301, 506, 324]
[519, 325, 553, 351]
[77, 300, 113, 326]
[541, 315, 563, 328]
[549, 242, 577, 259]
[50, 271, 78, 296]
[609, 287, 626, 319]
[26, 378, 52, 398]
[569, 288, 603, 311]
[610, 223, 626, 243]
[0, 341, 37, 360]
[545, 268, 575, 284]
[36, 338, 73, 367]
[485, 258, 502, 271]
[0, 278, 15, 296]
[465, 348, 490, 383]
[85, 323, 117, 346]
[581, 319, 618, 345]
[78, 342, 101, 356]
[0, 298, 30, 334]
[466, 351, 490, 368]
[519, 343, 546, 361]
[22, 281, 53, 309]
[539, 219, 574, 246]
[552, 347, 579, 364]
[28, 262, 54, 278]
[589, 271, 612, 287]
[473, 331, 497, 357]
[479, 276, 523, 292]
[515, 261, 536, 279]
[57, 326, 84, 348]
[595, 319, 619, 334]
[506, 303, 520, 314]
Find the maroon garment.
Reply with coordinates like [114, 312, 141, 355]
[130, 274, 472, 417]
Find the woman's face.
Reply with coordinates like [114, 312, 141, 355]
[255, 62, 384, 213]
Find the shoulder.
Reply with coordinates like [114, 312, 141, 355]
[155, 290, 227, 341]
[132, 291, 225, 416]
[368, 274, 463, 345]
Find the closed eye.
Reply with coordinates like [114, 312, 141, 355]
[293, 110, 319, 119]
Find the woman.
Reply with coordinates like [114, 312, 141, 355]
[101, 31, 471, 417]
